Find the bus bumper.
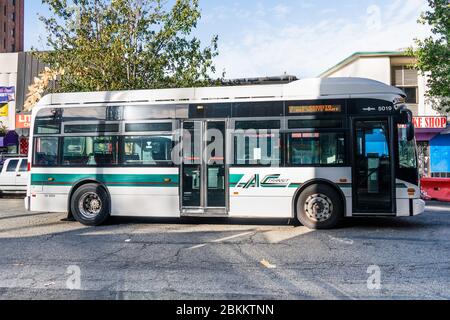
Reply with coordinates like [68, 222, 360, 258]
[24, 196, 30, 211]
[412, 199, 426, 216]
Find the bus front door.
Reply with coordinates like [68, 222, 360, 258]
[352, 118, 395, 214]
[181, 120, 227, 215]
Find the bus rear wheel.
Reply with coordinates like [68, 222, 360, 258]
[296, 184, 343, 229]
[71, 184, 110, 226]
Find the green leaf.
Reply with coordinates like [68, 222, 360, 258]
[35, 0, 221, 93]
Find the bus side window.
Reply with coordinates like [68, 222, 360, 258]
[33, 137, 59, 166]
[62, 136, 118, 167]
[287, 132, 346, 166]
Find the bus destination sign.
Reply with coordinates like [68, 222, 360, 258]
[289, 105, 342, 114]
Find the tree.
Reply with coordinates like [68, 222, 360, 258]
[408, 0, 450, 114]
[24, 67, 63, 112]
[36, 0, 219, 93]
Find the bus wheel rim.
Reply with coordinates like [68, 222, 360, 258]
[78, 192, 102, 218]
[304, 193, 333, 222]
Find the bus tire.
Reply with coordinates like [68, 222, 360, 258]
[296, 184, 343, 230]
[71, 183, 110, 226]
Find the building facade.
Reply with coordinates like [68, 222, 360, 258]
[0, 52, 45, 156]
[0, 0, 24, 53]
[320, 51, 450, 182]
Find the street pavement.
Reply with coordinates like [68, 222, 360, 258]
[0, 197, 449, 300]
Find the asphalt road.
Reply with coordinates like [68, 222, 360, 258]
[0, 197, 449, 300]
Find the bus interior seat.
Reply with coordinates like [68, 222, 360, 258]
[63, 156, 89, 165]
[94, 154, 114, 165]
[124, 154, 140, 162]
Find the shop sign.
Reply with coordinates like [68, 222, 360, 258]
[0, 87, 15, 103]
[413, 117, 447, 129]
[16, 114, 32, 129]
[0, 103, 8, 117]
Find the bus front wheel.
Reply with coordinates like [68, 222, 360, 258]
[296, 184, 343, 230]
[71, 184, 110, 226]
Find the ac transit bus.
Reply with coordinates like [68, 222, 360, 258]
[25, 77, 425, 229]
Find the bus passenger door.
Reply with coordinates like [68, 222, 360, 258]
[352, 118, 395, 214]
[181, 120, 227, 215]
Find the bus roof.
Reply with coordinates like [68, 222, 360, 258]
[37, 77, 405, 107]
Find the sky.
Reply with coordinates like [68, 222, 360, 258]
[24, 0, 431, 79]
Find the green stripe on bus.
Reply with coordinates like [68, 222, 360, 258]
[31, 174, 179, 187]
[229, 174, 245, 187]
[288, 183, 352, 189]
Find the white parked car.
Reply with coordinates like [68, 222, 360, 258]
[0, 158, 29, 194]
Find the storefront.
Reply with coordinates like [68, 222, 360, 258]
[415, 116, 449, 177]
[415, 116, 450, 201]
[15, 113, 31, 155]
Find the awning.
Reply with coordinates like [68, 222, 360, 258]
[415, 127, 446, 142]
[441, 126, 450, 135]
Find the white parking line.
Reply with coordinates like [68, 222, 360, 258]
[188, 231, 254, 250]
[263, 227, 313, 244]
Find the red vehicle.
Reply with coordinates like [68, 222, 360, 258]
[421, 178, 450, 202]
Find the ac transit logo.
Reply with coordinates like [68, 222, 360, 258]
[238, 174, 290, 188]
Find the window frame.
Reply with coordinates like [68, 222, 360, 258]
[397, 87, 418, 104]
[230, 117, 283, 167]
[19, 159, 28, 172]
[287, 116, 346, 130]
[123, 120, 177, 135]
[6, 159, 19, 172]
[120, 120, 178, 167]
[284, 129, 349, 168]
[33, 119, 61, 135]
[32, 136, 60, 167]
[120, 134, 177, 168]
[60, 135, 120, 168]
[62, 121, 121, 135]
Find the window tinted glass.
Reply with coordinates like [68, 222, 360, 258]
[35, 108, 62, 134]
[233, 132, 281, 166]
[34, 120, 60, 134]
[33, 137, 59, 166]
[62, 106, 107, 121]
[19, 160, 28, 172]
[124, 105, 178, 120]
[125, 123, 172, 132]
[62, 136, 118, 166]
[235, 120, 280, 130]
[6, 160, 18, 172]
[233, 101, 284, 117]
[288, 119, 343, 129]
[206, 104, 232, 118]
[288, 132, 346, 165]
[398, 87, 417, 104]
[189, 104, 232, 118]
[123, 136, 174, 166]
[64, 123, 119, 133]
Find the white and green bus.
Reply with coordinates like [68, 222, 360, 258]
[25, 77, 425, 229]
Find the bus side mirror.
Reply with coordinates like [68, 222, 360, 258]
[406, 122, 415, 141]
[400, 109, 415, 141]
[400, 109, 412, 124]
